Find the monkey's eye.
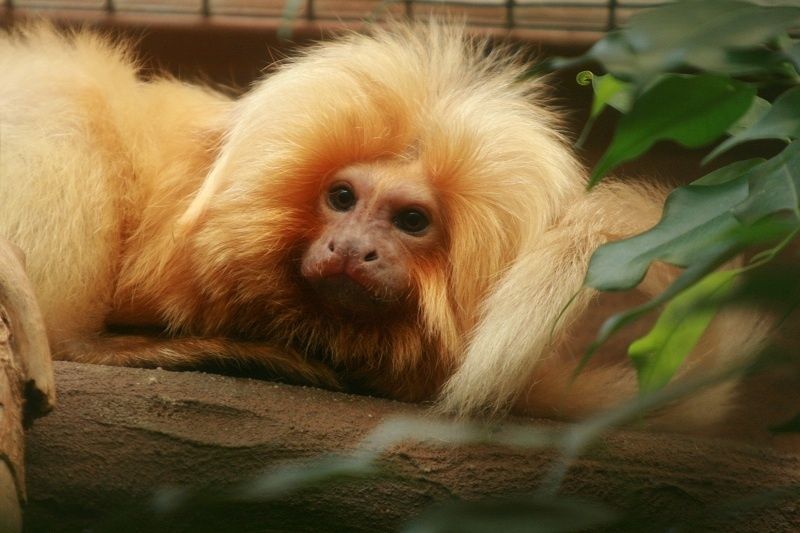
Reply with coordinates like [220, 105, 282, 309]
[394, 209, 430, 234]
[328, 185, 357, 211]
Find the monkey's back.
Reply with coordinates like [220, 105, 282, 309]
[0, 25, 228, 346]
[0, 26, 139, 346]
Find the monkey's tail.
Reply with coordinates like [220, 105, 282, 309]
[54, 335, 341, 390]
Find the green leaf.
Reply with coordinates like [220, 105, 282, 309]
[719, 47, 800, 77]
[404, 495, 617, 533]
[585, 150, 800, 354]
[785, 40, 800, 73]
[588, 146, 800, 292]
[575, 71, 634, 148]
[579, 31, 637, 80]
[585, 0, 800, 84]
[707, 87, 800, 161]
[628, 270, 738, 393]
[589, 72, 633, 118]
[586, 237, 744, 363]
[585, 216, 797, 368]
[734, 140, 800, 225]
[692, 159, 764, 186]
[586, 173, 749, 291]
[590, 75, 755, 185]
[725, 97, 771, 137]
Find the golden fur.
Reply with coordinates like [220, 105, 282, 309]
[0, 22, 763, 429]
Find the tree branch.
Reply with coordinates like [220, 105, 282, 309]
[24, 361, 800, 532]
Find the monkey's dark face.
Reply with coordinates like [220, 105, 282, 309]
[300, 162, 442, 317]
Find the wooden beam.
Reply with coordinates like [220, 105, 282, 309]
[24, 361, 800, 531]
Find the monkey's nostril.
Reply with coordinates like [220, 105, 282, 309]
[364, 250, 378, 262]
[328, 241, 335, 252]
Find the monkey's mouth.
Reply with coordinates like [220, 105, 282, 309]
[309, 274, 390, 316]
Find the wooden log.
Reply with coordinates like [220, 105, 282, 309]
[24, 361, 800, 532]
[0, 311, 21, 532]
[0, 238, 55, 533]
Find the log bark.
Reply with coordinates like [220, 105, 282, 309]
[0, 316, 22, 533]
[24, 361, 800, 532]
[0, 238, 55, 533]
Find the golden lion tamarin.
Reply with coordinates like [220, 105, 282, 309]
[0, 22, 761, 430]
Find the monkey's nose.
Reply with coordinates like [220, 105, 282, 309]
[328, 239, 378, 263]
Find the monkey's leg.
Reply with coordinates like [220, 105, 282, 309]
[55, 336, 340, 389]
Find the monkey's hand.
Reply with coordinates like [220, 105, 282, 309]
[55, 335, 341, 390]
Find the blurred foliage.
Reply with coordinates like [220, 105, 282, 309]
[404, 495, 617, 533]
[558, 0, 800, 396]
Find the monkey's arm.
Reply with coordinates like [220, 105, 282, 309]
[55, 336, 340, 389]
[439, 183, 667, 417]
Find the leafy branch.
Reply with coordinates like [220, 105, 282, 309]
[554, 0, 800, 394]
